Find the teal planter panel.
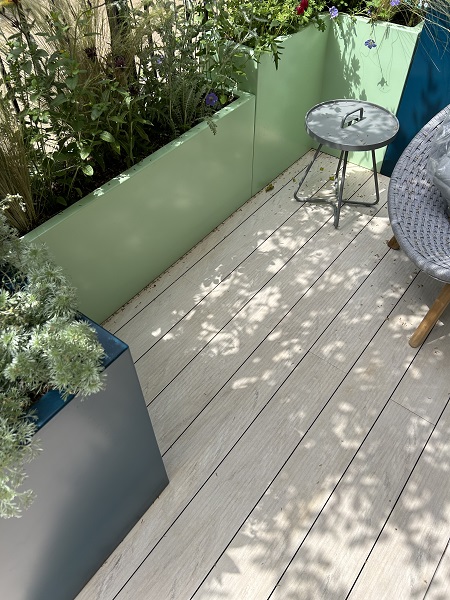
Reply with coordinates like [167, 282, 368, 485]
[321, 15, 422, 170]
[25, 92, 255, 323]
[238, 24, 329, 195]
[382, 13, 450, 176]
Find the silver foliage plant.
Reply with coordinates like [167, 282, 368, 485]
[0, 214, 105, 518]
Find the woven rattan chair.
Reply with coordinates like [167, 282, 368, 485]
[388, 104, 450, 347]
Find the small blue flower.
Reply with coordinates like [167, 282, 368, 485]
[329, 6, 339, 18]
[205, 92, 219, 107]
[390, 0, 400, 6]
[364, 39, 377, 49]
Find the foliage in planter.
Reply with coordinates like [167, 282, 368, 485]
[341, 0, 450, 28]
[222, 0, 448, 67]
[0, 0, 257, 234]
[330, 0, 450, 43]
[216, 0, 330, 67]
[0, 213, 105, 519]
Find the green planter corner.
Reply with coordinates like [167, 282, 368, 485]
[24, 91, 255, 323]
[321, 14, 423, 169]
[237, 23, 329, 195]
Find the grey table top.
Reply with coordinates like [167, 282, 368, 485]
[305, 100, 399, 152]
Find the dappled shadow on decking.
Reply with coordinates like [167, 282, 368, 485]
[77, 150, 450, 600]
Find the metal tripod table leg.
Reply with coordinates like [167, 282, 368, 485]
[333, 151, 348, 228]
[294, 145, 322, 202]
[294, 148, 382, 229]
[333, 150, 381, 227]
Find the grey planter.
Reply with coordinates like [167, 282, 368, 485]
[0, 321, 168, 600]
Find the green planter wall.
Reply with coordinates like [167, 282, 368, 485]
[237, 15, 421, 193]
[21, 19, 421, 324]
[321, 14, 423, 169]
[237, 23, 329, 195]
[24, 92, 255, 323]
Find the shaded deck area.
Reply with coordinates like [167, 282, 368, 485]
[77, 150, 450, 600]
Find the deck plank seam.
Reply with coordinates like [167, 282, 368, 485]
[176, 271, 428, 597]
[345, 397, 450, 600]
[128, 158, 373, 362]
[111, 153, 336, 334]
[140, 192, 390, 408]
[121, 259, 424, 598]
[112, 154, 374, 339]
[390, 398, 437, 426]
[423, 537, 450, 599]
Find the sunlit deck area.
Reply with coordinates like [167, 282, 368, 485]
[77, 150, 450, 600]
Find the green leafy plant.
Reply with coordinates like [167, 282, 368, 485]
[0, 213, 105, 518]
[331, 0, 450, 31]
[326, 0, 450, 54]
[0, 0, 257, 233]
[222, 0, 450, 65]
[214, 0, 328, 67]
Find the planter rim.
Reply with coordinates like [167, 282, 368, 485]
[30, 318, 128, 430]
[25, 90, 254, 240]
[231, 18, 327, 55]
[234, 13, 422, 57]
[337, 12, 424, 34]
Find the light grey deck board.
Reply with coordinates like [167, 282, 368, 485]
[188, 272, 438, 600]
[268, 402, 432, 600]
[150, 210, 399, 456]
[347, 400, 450, 600]
[76, 152, 450, 600]
[134, 162, 373, 401]
[103, 154, 318, 334]
[425, 540, 450, 600]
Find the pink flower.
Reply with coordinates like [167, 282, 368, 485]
[295, 0, 308, 14]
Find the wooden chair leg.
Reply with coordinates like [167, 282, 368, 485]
[387, 235, 400, 250]
[409, 283, 450, 348]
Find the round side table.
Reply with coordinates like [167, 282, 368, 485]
[295, 100, 399, 228]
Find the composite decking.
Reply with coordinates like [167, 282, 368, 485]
[77, 150, 450, 600]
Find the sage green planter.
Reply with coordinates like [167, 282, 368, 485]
[321, 14, 423, 169]
[237, 23, 329, 195]
[237, 15, 421, 194]
[25, 92, 255, 323]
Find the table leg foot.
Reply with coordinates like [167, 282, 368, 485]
[294, 145, 322, 202]
[333, 151, 348, 229]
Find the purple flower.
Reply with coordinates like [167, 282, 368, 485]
[329, 6, 338, 18]
[364, 39, 377, 49]
[390, 0, 400, 5]
[205, 92, 219, 107]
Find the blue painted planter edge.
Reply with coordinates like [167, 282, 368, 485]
[31, 318, 128, 430]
